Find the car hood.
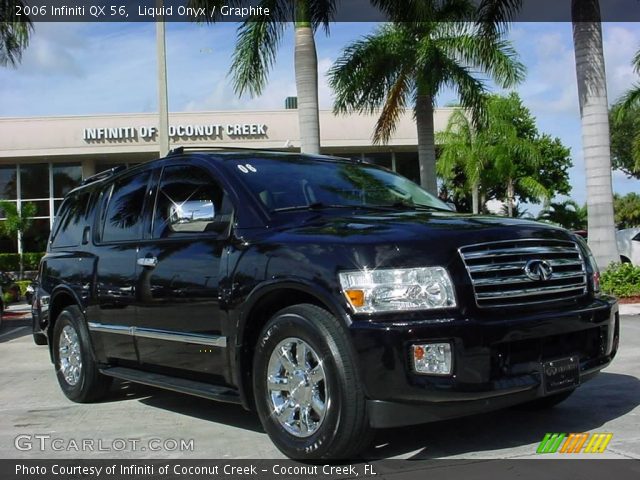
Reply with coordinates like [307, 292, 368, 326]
[265, 210, 571, 245]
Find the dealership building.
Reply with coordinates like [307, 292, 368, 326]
[0, 107, 453, 253]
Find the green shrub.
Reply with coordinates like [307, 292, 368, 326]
[14, 280, 32, 297]
[601, 262, 640, 298]
[2, 292, 13, 305]
[0, 252, 45, 272]
[0, 253, 20, 271]
[23, 252, 46, 270]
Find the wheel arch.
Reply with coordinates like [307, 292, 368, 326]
[235, 280, 351, 410]
[47, 287, 85, 361]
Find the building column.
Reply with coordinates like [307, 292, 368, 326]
[82, 158, 96, 179]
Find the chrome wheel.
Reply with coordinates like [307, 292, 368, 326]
[266, 337, 328, 438]
[58, 324, 82, 386]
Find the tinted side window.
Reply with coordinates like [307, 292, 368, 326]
[102, 171, 151, 243]
[633, 232, 640, 242]
[51, 192, 91, 248]
[152, 165, 227, 238]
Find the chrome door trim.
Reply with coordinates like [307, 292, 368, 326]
[87, 322, 227, 347]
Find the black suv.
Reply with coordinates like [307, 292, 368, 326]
[33, 149, 619, 459]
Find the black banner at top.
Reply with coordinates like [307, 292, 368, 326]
[3, 0, 640, 23]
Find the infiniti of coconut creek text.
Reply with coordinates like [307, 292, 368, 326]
[15, 463, 378, 478]
[14, 3, 273, 20]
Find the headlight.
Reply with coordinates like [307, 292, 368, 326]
[338, 267, 457, 313]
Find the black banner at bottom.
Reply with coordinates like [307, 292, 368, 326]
[2, 459, 640, 480]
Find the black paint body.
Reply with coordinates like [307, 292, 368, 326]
[33, 152, 619, 428]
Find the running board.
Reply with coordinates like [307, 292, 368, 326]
[100, 367, 241, 404]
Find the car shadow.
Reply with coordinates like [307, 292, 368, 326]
[102, 371, 638, 458]
[109, 381, 265, 433]
[364, 372, 640, 459]
[0, 319, 32, 344]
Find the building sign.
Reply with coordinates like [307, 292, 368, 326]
[83, 124, 268, 142]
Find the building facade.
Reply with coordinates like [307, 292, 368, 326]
[0, 108, 453, 253]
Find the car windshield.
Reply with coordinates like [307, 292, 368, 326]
[227, 156, 451, 212]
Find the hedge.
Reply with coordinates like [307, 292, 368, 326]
[601, 262, 640, 298]
[0, 252, 46, 271]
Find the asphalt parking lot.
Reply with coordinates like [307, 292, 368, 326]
[0, 313, 638, 460]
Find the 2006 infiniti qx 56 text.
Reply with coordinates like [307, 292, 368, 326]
[32, 148, 619, 459]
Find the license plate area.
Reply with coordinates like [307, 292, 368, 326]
[543, 356, 580, 393]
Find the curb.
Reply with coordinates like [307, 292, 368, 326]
[619, 303, 640, 316]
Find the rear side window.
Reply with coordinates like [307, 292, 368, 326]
[51, 192, 91, 248]
[101, 171, 151, 243]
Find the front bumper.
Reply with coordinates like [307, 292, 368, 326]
[348, 296, 619, 428]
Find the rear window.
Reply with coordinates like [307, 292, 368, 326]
[100, 171, 151, 243]
[51, 191, 91, 248]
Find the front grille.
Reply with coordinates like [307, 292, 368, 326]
[490, 327, 606, 379]
[459, 239, 587, 308]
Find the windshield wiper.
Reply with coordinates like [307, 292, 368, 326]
[271, 203, 355, 213]
[271, 202, 452, 214]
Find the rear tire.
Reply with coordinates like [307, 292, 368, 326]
[52, 305, 111, 403]
[253, 304, 372, 459]
[518, 389, 575, 410]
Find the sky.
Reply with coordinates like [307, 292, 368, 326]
[1, 20, 639, 213]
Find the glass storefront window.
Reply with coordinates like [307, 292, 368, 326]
[53, 163, 82, 198]
[22, 219, 50, 252]
[20, 163, 50, 199]
[362, 152, 392, 169]
[22, 200, 50, 218]
[395, 152, 420, 184]
[0, 165, 17, 200]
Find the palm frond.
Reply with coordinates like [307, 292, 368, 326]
[372, 68, 411, 144]
[475, 0, 523, 38]
[620, 83, 640, 111]
[229, 7, 289, 97]
[440, 58, 489, 129]
[517, 176, 549, 203]
[436, 32, 525, 89]
[329, 25, 411, 115]
[0, 0, 33, 67]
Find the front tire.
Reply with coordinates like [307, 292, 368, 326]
[52, 305, 111, 403]
[253, 304, 372, 459]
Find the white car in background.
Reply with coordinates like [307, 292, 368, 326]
[616, 228, 640, 265]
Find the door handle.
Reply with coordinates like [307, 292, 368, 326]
[137, 257, 158, 268]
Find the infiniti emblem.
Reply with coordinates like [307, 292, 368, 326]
[524, 259, 553, 281]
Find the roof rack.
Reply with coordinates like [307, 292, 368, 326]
[80, 165, 127, 186]
[167, 146, 292, 156]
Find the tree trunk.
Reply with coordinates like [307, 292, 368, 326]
[415, 94, 437, 195]
[18, 231, 23, 280]
[572, 0, 619, 269]
[294, 1, 321, 154]
[507, 178, 514, 217]
[472, 182, 479, 214]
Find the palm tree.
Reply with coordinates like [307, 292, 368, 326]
[619, 47, 640, 112]
[537, 200, 588, 230]
[572, 0, 619, 268]
[436, 109, 486, 213]
[0, 200, 36, 278]
[190, 0, 334, 154]
[329, 18, 524, 195]
[438, 94, 548, 216]
[0, 1, 32, 66]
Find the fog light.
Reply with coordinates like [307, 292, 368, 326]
[411, 343, 452, 375]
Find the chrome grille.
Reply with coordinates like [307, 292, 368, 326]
[459, 239, 587, 308]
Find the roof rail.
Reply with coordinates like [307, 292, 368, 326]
[167, 145, 292, 156]
[80, 165, 127, 186]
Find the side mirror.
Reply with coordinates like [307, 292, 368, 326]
[169, 200, 216, 233]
